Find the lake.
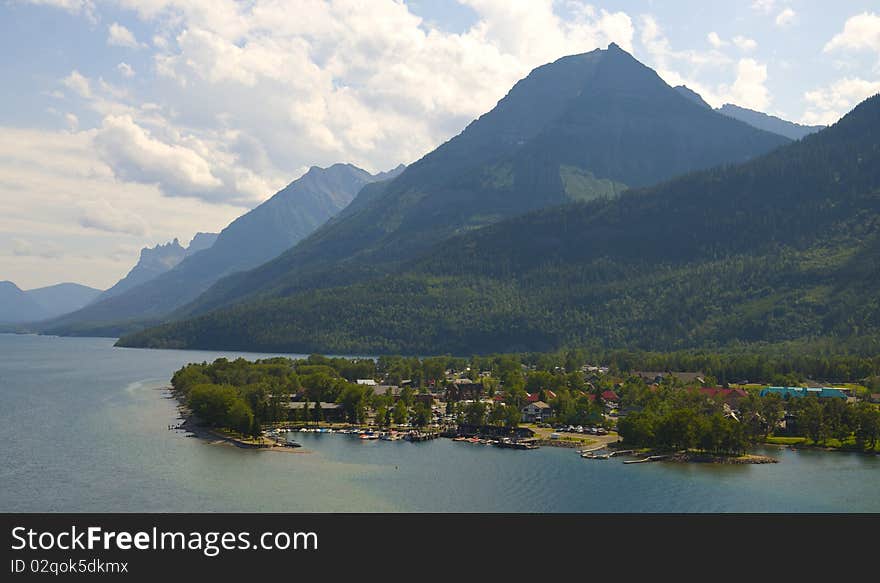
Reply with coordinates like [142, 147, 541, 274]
[1, 333, 878, 512]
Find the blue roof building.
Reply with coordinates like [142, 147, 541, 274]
[760, 387, 848, 399]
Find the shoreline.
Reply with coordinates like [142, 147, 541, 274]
[160, 387, 873, 464]
[166, 387, 310, 454]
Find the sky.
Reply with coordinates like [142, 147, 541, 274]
[1, 0, 879, 290]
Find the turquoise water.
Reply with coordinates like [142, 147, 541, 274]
[1, 333, 878, 512]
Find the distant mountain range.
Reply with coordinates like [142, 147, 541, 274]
[119, 92, 880, 355]
[715, 103, 826, 140]
[116, 44, 809, 352]
[39, 163, 403, 336]
[674, 85, 826, 140]
[0, 281, 102, 324]
[99, 233, 218, 301]
[156, 43, 789, 325]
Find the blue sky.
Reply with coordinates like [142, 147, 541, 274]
[1, 0, 879, 289]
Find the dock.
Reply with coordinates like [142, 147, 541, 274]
[623, 455, 668, 464]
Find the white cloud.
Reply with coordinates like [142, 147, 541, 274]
[61, 70, 91, 98]
[824, 12, 880, 54]
[10, 238, 63, 259]
[64, 112, 79, 130]
[18, 0, 96, 21]
[78, 199, 149, 236]
[117, 62, 135, 77]
[67, 0, 637, 204]
[802, 77, 880, 124]
[751, 0, 776, 14]
[93, 114, 224, 197]
[639, 15, 736, 107]
[727, 58, 771, 110]
[775, 8, 796, 27]
[733, 36, 758, 52]
[707, 32, 726, 49]
[0, 126, 246, 288]
[108, 23, 141, 48]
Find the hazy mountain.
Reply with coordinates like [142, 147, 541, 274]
[717, 103, 825, 140]
[674, 85, 712, 109]
[41, 163, 400, 336]
[674, 86, 825, 141]
[100, 239, 188, 301]
[0, 281, 46, 323]
[0, 281, 102, 323]
[119, 94, 880, 355]
[99, 233, 219, 301]
[169, 43, 789, 321]
[185, 232, 219, 255]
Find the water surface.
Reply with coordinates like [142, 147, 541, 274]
[1, 334, 877, 512]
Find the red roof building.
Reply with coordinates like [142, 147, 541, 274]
[601, 390, 620, 402]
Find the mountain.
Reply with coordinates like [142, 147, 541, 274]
[674, 85, 712, 109]
[118, 93, 880, 355]
[717, 103, 825, 140]
[0, 281, 102, 323]
[165, 43, 790, 322]
[100, 239, 187, 301]
[39, 163, 399, 336]
[674, 86, 826, 141]
[185, 232, 219, 255]
[0, 281, 46, 323]
[99, 233, 218, 301]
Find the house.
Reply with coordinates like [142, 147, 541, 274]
[521, 401, 553, 423]
[633, 371, 706, 385]
[526, 390, 557, 402]
[445, 380, 483, 401]
[356, 379, 376, 386]
[372, 385, 402, 399]
[601, 390, 620, 403]
[869, 394, 880, 404]
[699, 387, 748, 406]
[287, 401, 345, 422]
[759, 387, 848, 399]
[413, 393, 435, 407]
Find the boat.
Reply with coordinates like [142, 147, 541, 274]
[359, 432, 379, 440]
[284, 440, 302, 448]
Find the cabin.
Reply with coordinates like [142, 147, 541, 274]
[521, 401, 553, 423]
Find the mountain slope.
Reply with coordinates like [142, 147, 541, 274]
[119, 94, 880, 355]
[171, 43, 790, 320]
[673, 85, 712, 109]
[717, 103, 825, 140]
[27, 283, 103, 318]
[0, 281, 47, 323]
[101, 238, 187, 301]
[0, 281, 102, 323]
[41, 163, 394, 336]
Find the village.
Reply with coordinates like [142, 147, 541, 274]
[169, 354, 880, 460]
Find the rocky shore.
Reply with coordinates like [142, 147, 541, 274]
[665, 452, 779, 464]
